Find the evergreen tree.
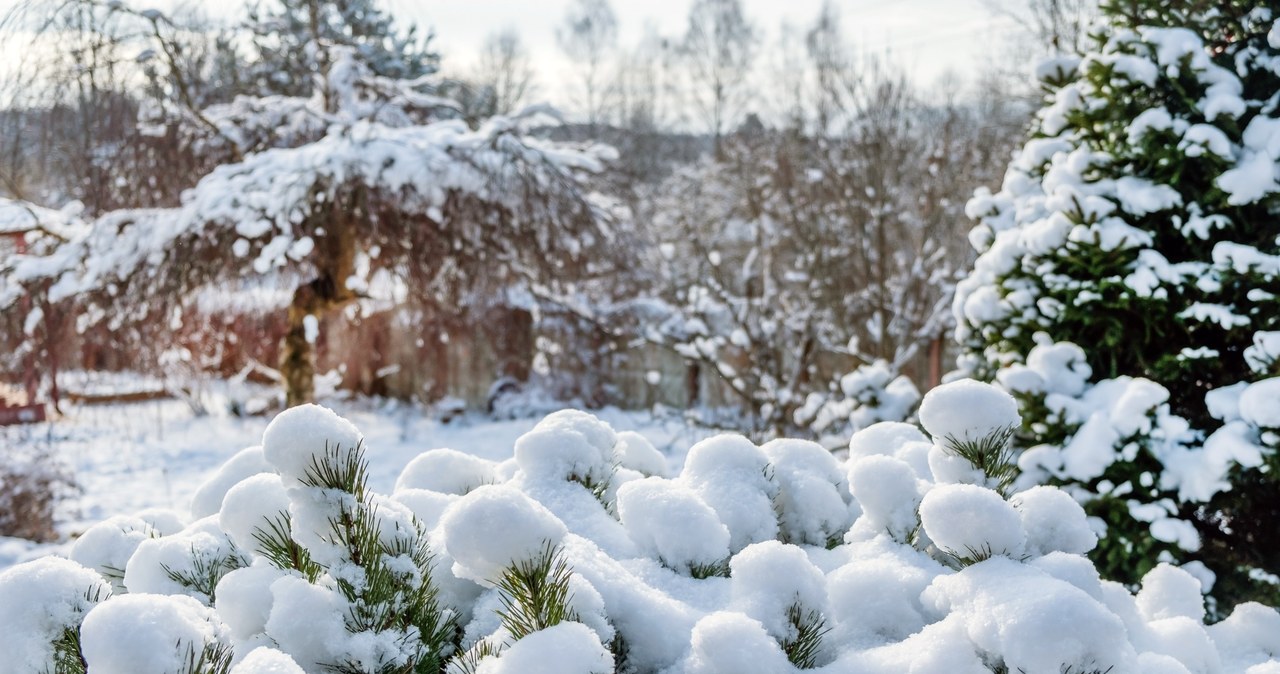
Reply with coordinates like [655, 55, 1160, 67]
[245, 0, 438, 97]
[955, 0, 1280, 611]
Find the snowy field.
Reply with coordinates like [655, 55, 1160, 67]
[0, 393, 702, 569]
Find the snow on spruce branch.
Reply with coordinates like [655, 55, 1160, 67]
[953, 9, 1280, 607]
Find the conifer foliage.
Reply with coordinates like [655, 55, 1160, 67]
[955, 0, 1280, 608]
[246, 0, 439, 97]
[4, 385, 1280, 672]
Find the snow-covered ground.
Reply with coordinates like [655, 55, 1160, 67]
[0, 393, 703, 569]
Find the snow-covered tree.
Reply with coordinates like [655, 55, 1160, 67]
[955, 0, 1280, 609]
[635, 58, 1016, 441]
[3, 42, 617, 407]
[245, 0, 438, 98]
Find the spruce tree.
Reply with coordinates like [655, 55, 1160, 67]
[245, 0, 438, 97]
[956, 0, 1280, 610]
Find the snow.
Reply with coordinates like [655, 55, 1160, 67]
[440, 484, 568, 584]
[1136, 563, 1207, 621]
[123, 518, 238, 602]
[1239, 378, 1280, 429]
[218, 473, 291, 554]
[191, 446, 273, 519]
[614, 431, 670, 478]
[68, 515, 163, 592]
[847, 455, 923, 543]
[729, 540, 828, 642]
[395, 448, 497, 494]
[682, 611, 791, 674]
[922, 557, 1134, 672]
[216, 563, 288, 641]
[264, 575, 350, 671]
[616, 477, 728, 575]
[80, 593, 230, 674]
[0, 556, 109, 672]
[919, 484, 1026, 561]
[679, 434, 778, 553]
[917, 378, 1019, 447]
[474, 622, 613, 674]
[514, 409, 616, 486]
[1011, 486, 1097, 556]
[4, 400, 1280, 672]
[261, 403, 364, 486]
[760, 439, 853, 546]
[229, 647, 306, 674]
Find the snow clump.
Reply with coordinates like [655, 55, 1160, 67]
[4, 392, 1279, 673]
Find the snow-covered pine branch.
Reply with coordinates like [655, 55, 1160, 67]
[4, 379, 1279, 673]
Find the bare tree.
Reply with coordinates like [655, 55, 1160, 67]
[473, 28, 537, 116]
[803, 1, 852, 133]
[680, 0, 757, 157]
[555, 0, 618, 130]
[613, 24, 679, 135]
[984, 0, 1099, 54]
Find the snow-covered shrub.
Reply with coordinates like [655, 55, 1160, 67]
[953, 2, 1280, 608]
[5, 383, 1280, 673]
[792, 360, 921, 449]
[0, 443, 73, 542]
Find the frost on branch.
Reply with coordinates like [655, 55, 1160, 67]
[5, 381, 1280, 672]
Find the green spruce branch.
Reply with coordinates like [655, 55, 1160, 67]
[687, 558, 731, 579]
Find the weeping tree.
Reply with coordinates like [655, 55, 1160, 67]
[6, 45, 616, 407]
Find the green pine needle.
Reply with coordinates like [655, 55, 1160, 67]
[294, 438, 455, 672]
[252, 511, 322, 581]
[161, 545, 248, 604]
[494, 541, 580, 640]
[687, 558, 731, 579]
[446, 638, 504, 674]
[781, 602, 829, 669]
[181, 640, 234, 674]
[942, 426, 1019, 495]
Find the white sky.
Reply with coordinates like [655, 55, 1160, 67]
[0, 0, 1023, 104]
[396, 0, 1019, 90]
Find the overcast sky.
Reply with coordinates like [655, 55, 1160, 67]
[406, 0, 1018, 83]
[0, 0, 1024, 102]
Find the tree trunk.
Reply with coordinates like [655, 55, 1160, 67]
[279, 191, 360, 407]
[281, 286, 319, 408]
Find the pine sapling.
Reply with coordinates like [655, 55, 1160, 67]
[494, 541, 580, 639]
[296, 441, 455, 673]
[448, 540, 587, 672]
[45, 579, 110, 674]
